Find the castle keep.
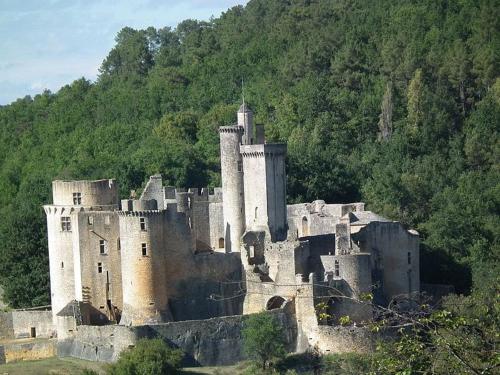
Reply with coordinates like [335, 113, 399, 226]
[35, 104, 419, 360]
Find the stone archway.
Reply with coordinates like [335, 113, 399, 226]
[266, 296, 286, 310]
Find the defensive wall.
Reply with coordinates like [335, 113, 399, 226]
[57, 307, 297, 366]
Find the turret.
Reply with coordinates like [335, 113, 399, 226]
[238, 103, 254, 145]
[219, 125, 245, 252]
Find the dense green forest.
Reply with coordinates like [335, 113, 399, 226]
[0, 0, 498, 309]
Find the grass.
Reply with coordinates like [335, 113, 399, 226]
[0, 357, 106, 375]
[0, 358, 247, 375]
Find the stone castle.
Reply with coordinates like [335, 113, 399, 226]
[30, 104, 419, 360]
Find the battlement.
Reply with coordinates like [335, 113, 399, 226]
[240, 143, 286, 157]
[219, 125, 244, 134]
[164, 186, 223, 203]
[117, 210, 165, 217]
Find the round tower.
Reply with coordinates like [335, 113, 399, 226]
[219, 125, 245, 252]
[332, 253, 372, 322]
[118, 210, 171, 325]
[45, 179, 120, 333]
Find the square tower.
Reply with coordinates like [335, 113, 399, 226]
[240, 143, 287, 241]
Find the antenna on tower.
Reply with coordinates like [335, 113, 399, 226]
[241, 78, 246, 130]
[241, 78, 245, 107]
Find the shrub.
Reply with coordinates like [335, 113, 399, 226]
[107, 338, 183, 375]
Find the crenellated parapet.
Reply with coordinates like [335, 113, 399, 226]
[218, 125, 244, 134]
[240, 143, 286, 158]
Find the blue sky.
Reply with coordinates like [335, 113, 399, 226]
[0, 0, 248, 105]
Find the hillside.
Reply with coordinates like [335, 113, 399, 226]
[0, 0, 498, 307]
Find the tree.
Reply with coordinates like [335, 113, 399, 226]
[107, 338, 183, 375]
[242, 312, 287, 370]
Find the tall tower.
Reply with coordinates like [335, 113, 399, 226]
[219, 125, 245, 252]
[240, 143, 287, 241]
[118, 210, 172, 325]
[238, 104, 254, 145]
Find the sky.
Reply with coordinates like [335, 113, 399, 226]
[0, 0, 249, 105]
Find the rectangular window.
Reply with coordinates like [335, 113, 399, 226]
[140, 217, 146, 231]
[61, 217, 71, 232]
[141, 243, 147, 256]
[334, 260, 340, 277]
[73, 192, 81, 205]
[99, 239, 107, 255]
[97, 262, 103, 273]
[61, 262, 64, 269]
[117, 238, 121, 251]
[88, 216, 93, 225]
[408, 251, 411, 265]
[237, 160, 243, 172]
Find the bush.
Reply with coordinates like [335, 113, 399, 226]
[107, 338, 183, 375]
[242, 312, 287, 370]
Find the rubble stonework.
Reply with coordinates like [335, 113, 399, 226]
[38, 104, 420, 361]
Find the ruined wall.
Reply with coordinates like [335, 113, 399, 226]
[354, 222, 420, 302]
[139, 175, 164, 209]
[287, 202, 366, 238]
[52, 179, 118, 207]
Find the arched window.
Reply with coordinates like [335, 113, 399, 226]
[218, 238, 225, 249]
[266, 296, 286, 310]
[302, 216, 309, 236]
[254, 207, 258, 220]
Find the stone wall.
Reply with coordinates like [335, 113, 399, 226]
[58, 308, 296, 366]
[0, 312, 13, 339]
[0, 311, 54, 340]
[0, 339, 56, 364]
[313, 325, 397, 354]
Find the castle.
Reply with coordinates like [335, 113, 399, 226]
[41, 104, 419, 356]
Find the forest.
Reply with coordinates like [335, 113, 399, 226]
[0, 0, 497, 316]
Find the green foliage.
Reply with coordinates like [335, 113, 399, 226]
[373, 290, 499, 375]
[107, 338, 183, 375]
[242, 312, 287, 369]
[0, 0, 498, 305]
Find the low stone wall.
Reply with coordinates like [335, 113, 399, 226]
[0, 339, 56, 364]
[0, 312, 14, 339]
[0, 311, 54, 340]
[58, 308, 297, 366]
[313, 325, 398, 354]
